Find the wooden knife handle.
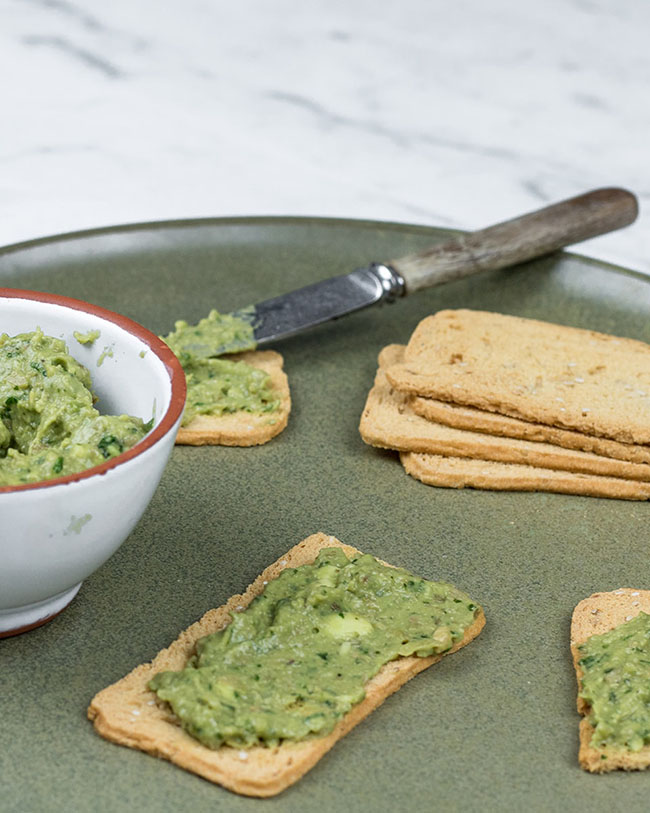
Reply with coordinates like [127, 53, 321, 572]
[390, 187, 639, 293]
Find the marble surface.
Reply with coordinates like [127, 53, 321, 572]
[2, 0, 649, 274]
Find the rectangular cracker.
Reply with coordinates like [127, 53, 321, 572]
[175, 350, 290, 446]
[385, 310, 650, 444]
[360, 345, 650, 482]
[571, 590, 650, 772]
[400, 452, 650, 500]
[410, 394, 650, 466]
[87, 533, 485, 798]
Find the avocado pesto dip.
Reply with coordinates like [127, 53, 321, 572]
[0, 329, 150, 487]
[149, 547, 480, 749]
[578, 612, 650, 752]
[73, 328, 100, 345]
[162, 310, 279, 426]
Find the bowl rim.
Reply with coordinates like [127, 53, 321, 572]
[0, 287, 186, 494]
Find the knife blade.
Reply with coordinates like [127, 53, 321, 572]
[171, 187, 638, 358]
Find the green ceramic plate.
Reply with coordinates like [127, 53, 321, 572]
[2, 218, 650, 812]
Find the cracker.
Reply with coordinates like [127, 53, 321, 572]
[385, 310, 650, 444]
[400, 452, 650, 500]
[360, 346, 650, 482]
[87, 533, 485, 798]
[571, 590, 650, 772]
[175, 350, 290, 446]
[410, 393, 650, 465]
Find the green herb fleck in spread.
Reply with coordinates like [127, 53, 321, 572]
[579, 611, 650, 752]
[149, 547, 481, 749]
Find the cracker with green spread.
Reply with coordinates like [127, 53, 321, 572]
[163, 310, 290, 446]
[87, 533, 485, 797]
[571, 589, 650, 772]
[175, 350, 290, 447]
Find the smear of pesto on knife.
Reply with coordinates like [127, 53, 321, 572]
[162, 309, 257, 363]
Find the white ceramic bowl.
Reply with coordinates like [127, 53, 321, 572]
[0, 288, 186, 636]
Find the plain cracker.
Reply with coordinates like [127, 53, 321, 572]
[385, 310, 650, 444]
[410, 393, 650, 466]
[87, 532, 485, 797]
[400, 452, 650, 500]
[175, 350, 290, 446]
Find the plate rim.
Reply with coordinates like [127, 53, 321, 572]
[0, 214, 647, 288]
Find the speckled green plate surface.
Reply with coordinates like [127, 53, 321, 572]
[2, 218, 650, 812]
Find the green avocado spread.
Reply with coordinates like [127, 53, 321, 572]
[73, 328, 100, 346]
[0, 329, 150, 487]
[578, 611, 650, 752]
[162, 310, 280, 427]
[149, 547, 480, 749]
[162, 309, 256, 363]
[178, 356, 280, 426]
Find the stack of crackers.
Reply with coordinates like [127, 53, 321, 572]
[360, 309, 650, 500]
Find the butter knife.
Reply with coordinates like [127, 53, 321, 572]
[177, 187, 638, 358]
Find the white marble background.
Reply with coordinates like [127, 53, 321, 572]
[1, 0, 649, 273]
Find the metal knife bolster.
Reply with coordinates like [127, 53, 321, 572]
[251, 262, 405, 345]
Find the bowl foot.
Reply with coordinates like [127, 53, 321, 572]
[0, 583, 82, 637]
